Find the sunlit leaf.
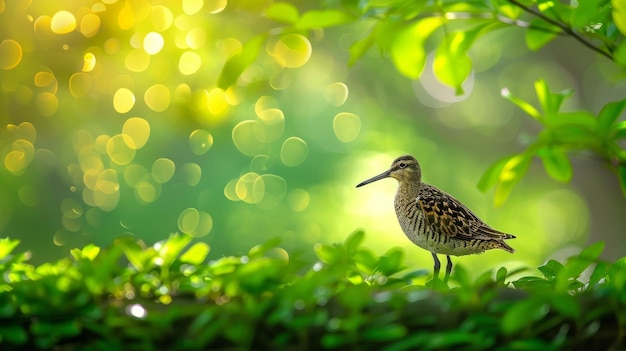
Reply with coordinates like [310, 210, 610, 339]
[390, 17, 443, 79]
[494, 152, 532, 206]
[218, 34, 267, 89]
[612, 0, 626, 36]
[538, 147, 572, 182]
[264, 2, 299, 24]
[0, 238, 20, 260]
[587, 262, 608, 288]
[525, 19, 561, 50]
[539, 259, 564, 281]
[610, 121, 626, 140]
[534, 79, 573, 118]
[294, 10, 355, 30]
[501, 88, 542, 121]
[348, 26, 378, 66]
[477, 155, 514, 192]
[377, 248, 405, 276]
[548, 112, 597, 130]
[571, 0, 603, 27]
[433, 39, 472, 95]
[344, 230, 365, 254]
[597, 99, 626, 137]
[158, 233, 193, 265]
[180, 242, 210, 265]
[364, 324, 407, 341]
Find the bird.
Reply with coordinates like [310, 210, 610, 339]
[356, 155, 515, 283]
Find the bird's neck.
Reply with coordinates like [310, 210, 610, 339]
[396, 179, 422, 200]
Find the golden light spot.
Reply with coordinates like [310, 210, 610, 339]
[178, 208, 213, 237]
[180, 163, 202, 186]
[124, 164, 148, 186]
[36, 93, 58, 117]
[174, 84, 191, 102]
[53, 230, 68, 246]
[104, 38, 121, 54]
[0, 39, 23, 70]
[254, 96, 279, 115]
[255, 108, 285, 142]
[69, 73, 92, 98]
[96, 169, 120, 194]
[288, 188, 310, 212]
[15, 122, 36, 143]
[207, 88, 228, 115]
[151, 158, 175, 183]
[33, 16, 53, 39]
[151, 6, 174, 32]
[51, 11, 76, 34]
[143, 32, 164, 55]
[125, 49, 151, 72]
[324, 82, 349, 106]
[206, 0, 227, 14]
[186, 27, 207, 49]
[113, 88, 135, 113]
[224, 178, 239, 201]
[189, 129, 213, 155]
[18, 186, 39, 207]
[80, 13, 101, 37]
[333, 112, 361, 143]
[122, 117, 150, 149]
[118, 5, 135, 30]
[94, 134, 110, 155]
[144, 84, 170, 112]
[85, 208, 101, 227]
[107, 134, 135, 165]
[82, 52, 96, 72]
[236, 172, 264, 204]
[179, 51, 202, 75]
[255, 174, 287, 209]
[78, 153, 103, 173]
[271, 34, 312, 68]
[183, 0, 204, 15]
[62, 216, 82, 232]
[61, 198, 83, 219]
[280, 137, 308, 167]
[218, 38, 242, 57]
[5, 140, 34, 175]
[34, 71, 55, 87]
[135, 179, 160, 204]
[232, 120, 264, 156]
[250, 154, 271, 172]
[83, 168, 100, 190]
[225, 85, 242, 105]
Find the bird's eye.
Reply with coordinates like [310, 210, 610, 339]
[398, 162, 407, 169]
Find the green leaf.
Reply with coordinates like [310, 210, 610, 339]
[264, 2, 299, 24]
[390, 18, 443, 79]
[180, 242, 210, 265]
[315, 243, 341, 264]
[433, 36, 473, 95]
[0, 238, 20, 260]
[348, 29, 376, 66]
[501, 297, 549, 334]
[501, 88, 542, 121]
[548, 112, 597, 130]
[294, 10, 355, 30]
[598, 99, 626, 137]
[612, 0, 626, 36]
[477, 155, 515, 192]
[538, 147, 572, 182]
[570, 0, 603, 27]
[218, 34, 267, 89]
[588, 262, 608, 288]
[610, 121, 626, 140]
[157, 233, 193, 266]
[344, 230, 365, 254]
[525, 19, 561, 50]
[535, 80, 573, 118]
[539, 259, 564, 281]
[377, 248, 404, 276]
[494, 152, 532, 207]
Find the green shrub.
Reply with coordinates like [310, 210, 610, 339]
[0, 233, 624, 350]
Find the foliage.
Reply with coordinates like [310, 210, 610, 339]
[0, 233, 624, 350]
[225, 0, 626, 204]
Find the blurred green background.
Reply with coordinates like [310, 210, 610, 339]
[1, 0, 624, 275]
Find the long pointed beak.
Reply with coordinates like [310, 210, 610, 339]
[356, 170, 391, 188]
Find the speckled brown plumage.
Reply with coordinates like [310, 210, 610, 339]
[356, 155, 515, 282]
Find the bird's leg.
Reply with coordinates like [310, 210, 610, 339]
[431, 252, 440, 281]
[444, 255, 453, 283]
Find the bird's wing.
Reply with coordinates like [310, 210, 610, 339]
[417, 184, 515, 241]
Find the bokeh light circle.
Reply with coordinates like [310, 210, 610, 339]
[333, 112, 361, 143]
[189, 129, 213, 155]
[280, 137, 308, 167]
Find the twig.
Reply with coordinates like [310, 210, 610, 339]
[506, 0, 613, 61]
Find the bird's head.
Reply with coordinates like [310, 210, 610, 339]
[356, 155, 422, 188]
